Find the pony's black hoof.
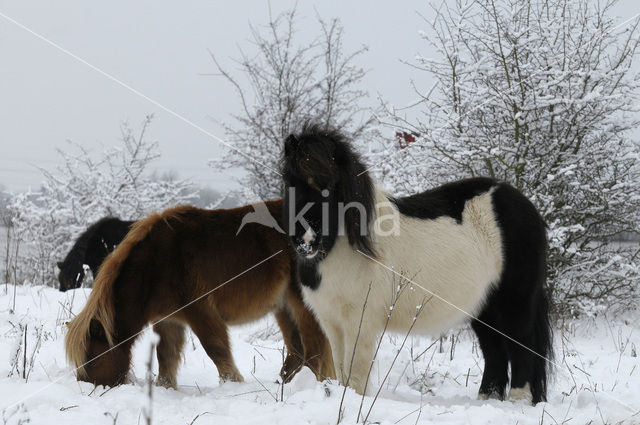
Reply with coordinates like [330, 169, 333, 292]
[279, 355, 304, 383]
[279, 364, 303, 384]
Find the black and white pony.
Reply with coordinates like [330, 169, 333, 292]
[281, 125, 552, 403]
[57, 217, 134, 291]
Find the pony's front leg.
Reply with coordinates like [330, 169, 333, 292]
[153, 320, 186, 389]
[321, 320, 345, 383]
[283, 285, 336, 381]
[184, 303, 244, 383]
[341, 319, 377, 395]
[273, 307, 304, 383]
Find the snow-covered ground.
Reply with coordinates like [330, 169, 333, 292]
[0, 285, 638, 425]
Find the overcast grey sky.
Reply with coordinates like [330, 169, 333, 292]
[1, 1, 638, 193]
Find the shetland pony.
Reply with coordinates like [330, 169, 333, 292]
[281, 125, 552, 403]
[65, 201, 334, 389]
[57, 217, 134, 291]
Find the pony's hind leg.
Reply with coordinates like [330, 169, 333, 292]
[184, 304, 243, 383]
[274, 307, 305, 383]
[505, 292, 551, 404]
[153, 321, 185, 389]
[471, 314, 509, 400]
[506, 336, 534, 402]
[500, 291, 536, 403]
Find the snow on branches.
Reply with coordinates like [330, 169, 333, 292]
[8, 116, 195, 287]
[379, 0, 640, 315]
[210, 6, 377, 199]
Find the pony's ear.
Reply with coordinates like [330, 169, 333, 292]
[335, 144, 376, 258]
[284, 134, 298, 157]
[89, 319, 107, 342]
[57, 261, 64, 269]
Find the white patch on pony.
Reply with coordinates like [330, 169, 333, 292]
[303, 227, 315, 244]
[302, 186, 504, 395]
[508, 383, 532, 402]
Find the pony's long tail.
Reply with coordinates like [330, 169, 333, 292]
[530, 286, 553, 403]
[64, 212, 164, 377]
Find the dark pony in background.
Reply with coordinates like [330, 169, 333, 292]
[65, 201, 334, 389]
[282, 125, 552, 403]
[57, 217, 134, 291]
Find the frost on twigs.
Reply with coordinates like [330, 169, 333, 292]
[1, 403, 30, 425]
[375, 0, 640, 316]
[7, 116, 196, 287]
[210, 6, 378, 200]
[8, 321, 44, 383]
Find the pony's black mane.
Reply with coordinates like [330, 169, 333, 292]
[283, 124, 377, 257]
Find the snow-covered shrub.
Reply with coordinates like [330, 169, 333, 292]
[211, 7, 377, 199]
[8, 116, 196, 287]
[377, 0, 640, 316]
[1, 186, 14, 284]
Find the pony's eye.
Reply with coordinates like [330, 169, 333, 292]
[307, 177, 322, 192]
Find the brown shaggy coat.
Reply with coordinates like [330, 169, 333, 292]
[65, 200, 334, 388]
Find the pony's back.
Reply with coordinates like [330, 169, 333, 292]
[58, 217, 134, 291]
[85, 217, 135, 274]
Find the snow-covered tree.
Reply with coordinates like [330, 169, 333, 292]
[8, 116, 196, 286]
[377, 0, 640, 315]
[211, 7, 376, 199]
[0, 185, 10, 229]
[1, 185, 14, 285]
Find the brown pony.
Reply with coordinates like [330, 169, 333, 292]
[65, 200, 334, 388]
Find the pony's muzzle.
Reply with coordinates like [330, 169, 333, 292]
[296, 242, 317, 257]
[302, 227, 316, 245]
